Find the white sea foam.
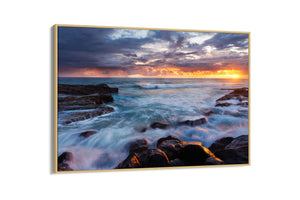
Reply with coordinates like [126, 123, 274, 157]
[57, 78, 248, 170]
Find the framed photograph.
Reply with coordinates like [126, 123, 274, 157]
[54, 24, 250, 173]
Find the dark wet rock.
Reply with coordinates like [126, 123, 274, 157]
[58, 152, 74, 171]
[213, 135, 249, 164]
[137, 149, 170, 168]
[58, 94, 114, 111]
[58, 84, 117, 124]
[95, 93, 114, 104]
[178, 141, 215, 165]
[58, 95, 99, 111]
[117, 148, 170, 168]
[209, 137, 234, 153]
[170, 158, 186, 166]
[214, 146, 248, 164]
[204, 156, 224, 165]
[61, 106, 114, 124]
[116, 153, 141, 168]
[150, 121, 171, 129]
[203, 109, 214, 116]
[128, 138, 148, 154]
[178, 117, 208, 126]
[215, 102, 232, 107]
[79, 130, 97, 138]
[157, 136, 184, 160]
[58, 152, 74, 163]
[237, 102, 248, 106]
[217, 88, 248, 102]
[58, 84, 118, 95]
[223, 111, 248, 117]
[225, 135, 248, 149]
[135, 126, 147, 133]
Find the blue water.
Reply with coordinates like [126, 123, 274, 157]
[57, 78, 249, 170]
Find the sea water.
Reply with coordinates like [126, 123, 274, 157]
[57, 77, 249, 170]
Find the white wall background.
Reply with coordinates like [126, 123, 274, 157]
[1, 0, 299, 199]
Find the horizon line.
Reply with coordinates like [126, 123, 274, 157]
[58, 76, 248, 79]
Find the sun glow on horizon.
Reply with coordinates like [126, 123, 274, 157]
[59, 67, 247, 79]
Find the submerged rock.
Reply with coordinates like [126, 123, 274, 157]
[150, 121, 171, 129]
[237, 102, 248, 107]
[203, 109, 214, 116]
[215, 102, 232, 107]
[178, 117, 208, 126]
[135, 126, 147, 133]
[79, 130, 97, 138]
[57, 152, 74, 171]
[58, 84, 118, 95]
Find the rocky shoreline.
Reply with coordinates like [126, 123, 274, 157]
[58, 84, 118, 124]
[57, 87, 249, 171]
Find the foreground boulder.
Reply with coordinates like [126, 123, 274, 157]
[116, 153, 141, 168]
[138, 149, 170, 167]
[128, 138, 148, 154]
[117, 136, 224, 169]
[225, 135, 248, 149]
[157, 136, 184, 160]
[117, 149, 170, 168]
[58, 152, 74, 171]
[210, 135, 249, 164]
[117, 138, 170, 168]
[58, 84, 118, 95]
[209, 137, 234, 153]
[214, 146, 248, 164]
[179, 141, 222, 165]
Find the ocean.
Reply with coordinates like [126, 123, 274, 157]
[57, 77, 249, 170]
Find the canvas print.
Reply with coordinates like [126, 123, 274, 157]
[55, 25, 249, 172]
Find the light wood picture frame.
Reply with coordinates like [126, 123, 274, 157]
[54, 24, 250, 173]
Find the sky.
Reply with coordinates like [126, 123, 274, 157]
[58, 26, 249, 78]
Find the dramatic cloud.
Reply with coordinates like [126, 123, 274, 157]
[58, 26, 249, 78]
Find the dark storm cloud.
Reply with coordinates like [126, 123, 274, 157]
[201, 33, 248, 50]
[58, 27, 153, 68]
[58, 26, 249, 77]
